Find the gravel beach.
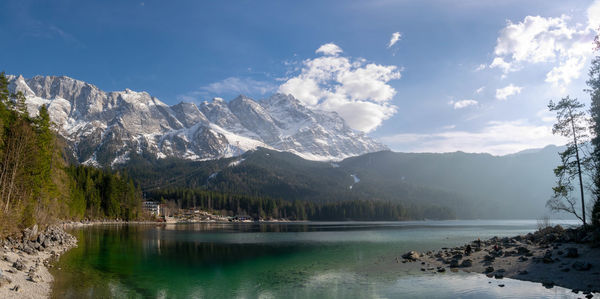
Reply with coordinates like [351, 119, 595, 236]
[0, 225, 76, 299]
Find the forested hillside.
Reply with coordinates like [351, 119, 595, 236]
[126, 146, 562, 220]
[0, 73, 144, 237]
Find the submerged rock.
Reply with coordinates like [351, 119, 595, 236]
[572, 261, 592, 271]
[565, 247, 579, 258]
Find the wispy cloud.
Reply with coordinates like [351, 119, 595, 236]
[380, 120, 567, 155]
[178, 77, 277, 102]
[387, 32, 402, 48]
[12, 3, 84, 48]
[47, 25, 84, 48]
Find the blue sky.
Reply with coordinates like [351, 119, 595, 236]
[1, 0, 599, 154]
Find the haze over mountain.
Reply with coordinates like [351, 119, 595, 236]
[130, 145, 566, 220]
[7, 75, 386, 166]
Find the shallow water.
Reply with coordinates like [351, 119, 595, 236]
[51, 220, 583, 298]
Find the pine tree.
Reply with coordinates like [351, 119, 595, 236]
[588, 30, 600, 228]
[547, 97, 589, 226]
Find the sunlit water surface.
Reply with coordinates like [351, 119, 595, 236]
[51, 220, 584, 298]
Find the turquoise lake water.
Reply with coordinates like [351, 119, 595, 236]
[51, 220, 583, 298]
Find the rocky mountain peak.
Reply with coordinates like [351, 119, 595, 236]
[7, 75, 388, 166]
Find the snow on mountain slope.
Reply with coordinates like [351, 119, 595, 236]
[7, 75, 388, 166]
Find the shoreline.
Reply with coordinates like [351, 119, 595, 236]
[0, 225, 77, 298]
[400, 225, 600, 295]
[59, 218, 302, 227]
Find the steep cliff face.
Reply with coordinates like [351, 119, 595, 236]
[8, 75, 388, 166]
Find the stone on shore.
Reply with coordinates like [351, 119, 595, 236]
[460, 259, 472, 267]
[402, 251, 420, 261]
[412, 225, 600, 294]
[0, 225, 77, 298]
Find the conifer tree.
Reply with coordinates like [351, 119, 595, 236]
[588, 30, 600, 227]
[547, 97, 589, 226]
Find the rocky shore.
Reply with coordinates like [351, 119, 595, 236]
[0, 225, 77, 298]
[400, 225, 600, 296]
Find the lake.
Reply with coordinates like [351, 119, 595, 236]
[51, 220, 582, 298]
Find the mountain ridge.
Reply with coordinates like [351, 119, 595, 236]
[7, 74, 388, 166]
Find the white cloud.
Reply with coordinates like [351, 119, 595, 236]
[588, 0, 600, 30]
[315, 43, 343, 56]
[380, 120, 567, 155]
[388, 32, 402, 48]
[279, 43, 401, 132]
[545, 40, 591, 88]
[451, 99, 478, 109]
[490, 8, 597, 89]
[489, 57, 515, 73]
[536, 109, 556, 123]
[178, 77, 276, 101]
[475, 86, 485, 94]
[475, 64, 486, 71]
[495, 84, 522, 100]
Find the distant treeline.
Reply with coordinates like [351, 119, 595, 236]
[147, 187, 455, 221]
[0, 73, 144, 237]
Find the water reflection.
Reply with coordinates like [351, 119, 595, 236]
[52, 220, 586, 298]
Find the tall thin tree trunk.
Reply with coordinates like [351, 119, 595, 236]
[4, 133, 25, 213]
[0, 133, 16, 211]
[5, 157, 21, 212]
[570, 108, 586, 227]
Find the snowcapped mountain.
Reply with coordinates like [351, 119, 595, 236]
[7, 75, 387, 166]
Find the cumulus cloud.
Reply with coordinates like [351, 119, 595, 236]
[495, 84, 522, 100]
[380, 120, 567, 155]
[178, 77, 276, 101]
[450, 99, 478, 109]
[475, 86, 485, 94]
[388, 32, 402, 48]
[489, 7, 597, 89]
[588, 0, 600, 30]
[315, 43, 343, 56]
[279, 43, 401, 132]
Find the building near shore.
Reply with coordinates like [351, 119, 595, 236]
[143, 201, 161, 216]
